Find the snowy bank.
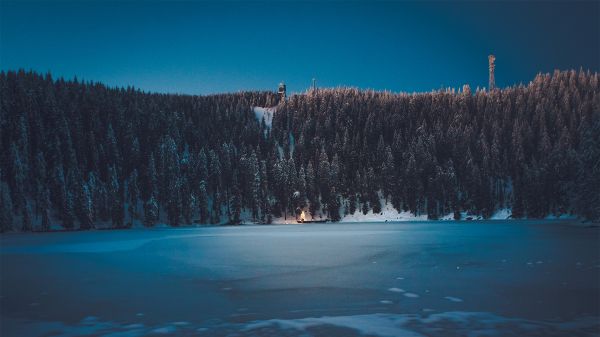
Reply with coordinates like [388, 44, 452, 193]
[340, 202, 429, 222]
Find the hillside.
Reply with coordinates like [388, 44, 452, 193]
[0, 69, 598, 231]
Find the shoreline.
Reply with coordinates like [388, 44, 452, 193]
[1, 218, 596, 235]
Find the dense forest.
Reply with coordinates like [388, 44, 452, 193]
[0, 69, 598, 231]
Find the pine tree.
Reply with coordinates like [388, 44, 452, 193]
[157, 137, 182, 226]
[318, 149, 330, 204]
[328, 187, 341, 221]
[144, 195, 159, 227]
[208, 150, 222, 193]
[367, 167, 381, 214]
[260, 160, 270, 223]
[404, 153, 421, 215]
[109, 166, 124, 228]
[306, 161, 318, 219]
[230, 176, 242, 224]
[41, 207, 50, 231]
[212, 191, 222, 224]
[197, 180, 209, 224]
[0, 180, 13, 232]
[381, 146, 396, 201]
[106, 124, 121, 168]
[33, 152, 48, 218]
[250, 151, 261, 221]
[272, 157, 288, 218]
[9, 143, 26, 212]
[127, 169, 140, 226]
[349, 192, 357, 215]
[0, 69, 598, 225]
[63, 188, 75, 229]
[180, 152, 194, 225]
[574, 114, 600, 221]
[21, 203, 32, 231]
[77, 180, 94, 229]
[298, 166, 307, 207]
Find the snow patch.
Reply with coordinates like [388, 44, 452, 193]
[444, 296, 463, 303]
[341, 202, 428, 222]
[4, 311, 598, 337]
[243, 312, 600, 337]
[545, 213, 577, 220]
[252, 106, 276, 130]
[388, 287, 405, 293]
[151, 326, 177, 334]
[490, 208, 512, 220]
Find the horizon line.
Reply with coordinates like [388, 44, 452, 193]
[2, 67, 597, 97]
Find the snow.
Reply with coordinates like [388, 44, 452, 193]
[7, 311, 596, 337]
[545, 213, 577, 220]
[1, 221, 597, 336]
[444, 296, 464, 303]
[252, 106, 276, 130]
[438, 212, 459, 221]
[289, 131, 295, 155]
[490, 208, 512, 220]
[388, 287, 405, 293]
[242, 312, 599, 337]
[341, 201, 429, 222]
[487, 208, 576, 221]
[267, 202, 578, 224]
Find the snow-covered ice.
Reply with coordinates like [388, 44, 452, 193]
[388, 287, 405, 293]
[1, 220, 597, 337]
[444, 296, 464, 303]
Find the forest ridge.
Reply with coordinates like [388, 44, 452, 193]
[0, 69, 599, 231]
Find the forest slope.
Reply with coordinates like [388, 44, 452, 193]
[0, 69, 598, 231]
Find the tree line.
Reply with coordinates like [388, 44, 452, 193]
[0, 69, 598, 231]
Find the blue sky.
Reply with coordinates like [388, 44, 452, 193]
[1, 1, 598, 95]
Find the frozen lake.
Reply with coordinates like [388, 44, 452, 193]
[1, 221, 599, 336]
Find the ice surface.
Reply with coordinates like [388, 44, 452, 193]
[1, 220, 598, 337]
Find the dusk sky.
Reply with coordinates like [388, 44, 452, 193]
[1, 1, 598, 95]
